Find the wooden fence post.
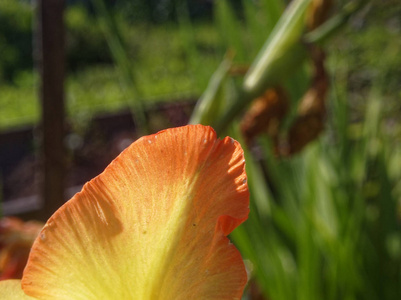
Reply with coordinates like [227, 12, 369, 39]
[37, 0, 66, 221]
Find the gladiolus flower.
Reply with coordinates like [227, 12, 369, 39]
[0, 125, 249, 299]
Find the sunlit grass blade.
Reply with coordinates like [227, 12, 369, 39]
[260, 0, 284, 31]
[242, 0, 269, 57]
[174, 0, 209, 90]
[243, 0, 311, 96]
[304, 0, 365, 44]
[189, 54, 233, 125]
[91, 0, 148, 134]
[214, 0, 246, 62]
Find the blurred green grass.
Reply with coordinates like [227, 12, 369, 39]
[0, 4, 222, 130]
[1, 2, 400, 132]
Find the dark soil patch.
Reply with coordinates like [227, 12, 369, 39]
[1, 100, 196, 214]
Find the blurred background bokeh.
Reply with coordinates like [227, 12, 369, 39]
[1, 0, 401, 299]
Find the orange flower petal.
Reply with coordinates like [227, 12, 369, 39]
[21, 125, 249, 299]
[0, 280, 36, 299]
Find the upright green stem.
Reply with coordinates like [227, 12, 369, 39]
[91, 0, 148, 135]
[243, 0, 311, 95]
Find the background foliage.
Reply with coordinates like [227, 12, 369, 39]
[1, 0, 401, 299]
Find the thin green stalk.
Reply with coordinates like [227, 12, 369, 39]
[174, 0, 208, 89]
[304, 0, 365, 44]
[215, 0, 246, 62]
[260, 0, 285, 30]
[189, 54, 233, 125]
[243, 0, 311, 95]
[91, 0, 148, 135]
